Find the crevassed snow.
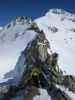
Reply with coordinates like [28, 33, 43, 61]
[0, 21, 37, 83]
[34, 88, 51, 100]
[35, 9, 75, 76]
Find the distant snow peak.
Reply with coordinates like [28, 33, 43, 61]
[46, 8, 75, 23]
[35, 8, 75, 76]
[46, 8, 68, 16]
[15, 16, 32, 24]
[4, 16, 32, 30]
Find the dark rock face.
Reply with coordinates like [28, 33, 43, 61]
[50, 9, 66, 15]
[48, 26, 58, 33]
[63, 75, 75, 93]
[16, 28, 70, 100]
[24, 30, 50, 63]
[16, 16, 32, 24]
[48, 85, 71, 100]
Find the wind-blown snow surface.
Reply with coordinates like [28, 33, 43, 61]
[0, 19, 37, 83]
[35, 9, 75, 76]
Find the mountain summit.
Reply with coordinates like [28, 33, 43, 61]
[35, 8, 75, 75]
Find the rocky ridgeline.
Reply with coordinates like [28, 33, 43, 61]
[4, 16, 32, 30]
[0, 23, 75, 100]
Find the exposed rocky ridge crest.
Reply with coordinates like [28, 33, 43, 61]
[0, 22, 75, 100]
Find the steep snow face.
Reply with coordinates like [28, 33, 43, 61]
[0, 16, 32, 44]
[35, 9, 75, 76]
[0, 17, 37, 82]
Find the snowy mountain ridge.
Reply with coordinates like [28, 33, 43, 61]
[0, 16, 36, 81]
[0, 16, 32, 43]
[35, 8, 75, 75]
[0, 9, 75, 100]
[46, 8, 75, 21]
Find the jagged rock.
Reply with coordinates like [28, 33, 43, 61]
[71, 28, 75, 32]
[28, 22, 40, 33]
[15, 28, 66, 99]
[15, 29, 69, 100]
[7, 24, 11, 29]
[48, 84, 71, 100]
[0, 22, 73, 100]
[63, 75, 75, 93]
[49, 9, 66, 15]
[24, 86, 40, 100]
[16, 16, 32, 24]
[48, 26, 58, 33]
[0, 85, 9, 96]
[23, 30, 50, 64]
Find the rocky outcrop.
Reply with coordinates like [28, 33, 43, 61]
[48, 84, 71, 100]
[16, 16, 32, 24]
[0, 23, 75, 100]
[63, 75, 75, 93]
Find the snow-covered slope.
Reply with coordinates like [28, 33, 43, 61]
[0, 16, 37, 83]
[34, 89, 51, 100]
[1, 9, 75, 82]
[0, 10, 75, 100]
[35, 9, 75, 76]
